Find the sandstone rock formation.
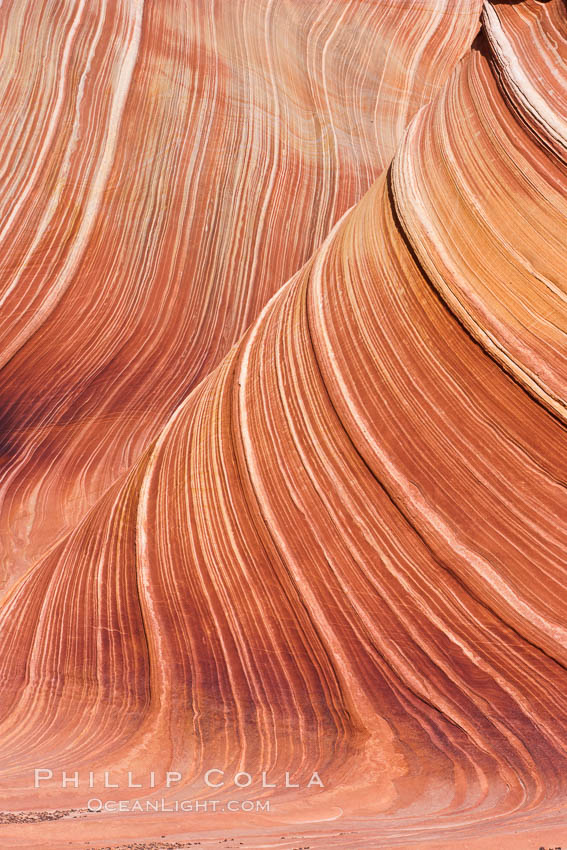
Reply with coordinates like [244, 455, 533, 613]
[0, 1, 565, 848]
[0, 0, 482, 588]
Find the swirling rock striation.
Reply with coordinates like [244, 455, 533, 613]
[0, 0, 481, 589]
[0, 1, 566, 849]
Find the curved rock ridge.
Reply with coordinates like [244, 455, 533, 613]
[0, 1, 566, 848]
[0, 0, 482, 590]
[394, 0, 567, 423]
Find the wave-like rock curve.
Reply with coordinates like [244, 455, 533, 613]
[0, 0, 481, 590]
[0, 1, 565, 848]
